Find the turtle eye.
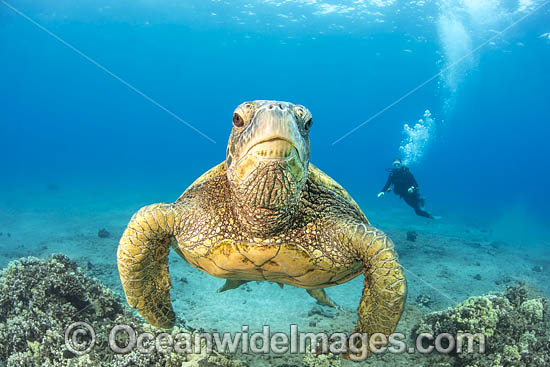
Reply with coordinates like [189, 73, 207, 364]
[304, 117, 313, 131]
[233, 113, 245, 128]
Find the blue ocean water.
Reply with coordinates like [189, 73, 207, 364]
[2, 0, 549, 221]
[0, 1, 549, 362]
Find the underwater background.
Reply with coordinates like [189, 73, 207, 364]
[1, 0, 549, 366]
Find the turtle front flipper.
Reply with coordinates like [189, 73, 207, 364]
[344, 222, 407, 360]
[117, 203, 181, 328]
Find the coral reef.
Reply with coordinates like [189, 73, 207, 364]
[416, 294, 433, 309]
[0, 254, 244, 367]
[1, 256, 547, 367]
[97, 229, 111, 238]
[302, 349, 340, 367]
[406, 231, 418, 242]
[413, 283, 550, 367]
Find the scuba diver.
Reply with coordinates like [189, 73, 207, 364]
[377, 158, 435, 219]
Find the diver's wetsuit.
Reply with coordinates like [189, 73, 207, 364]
[381, 167, 433, 219]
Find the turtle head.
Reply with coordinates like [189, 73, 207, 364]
[226, 100, 312, 232]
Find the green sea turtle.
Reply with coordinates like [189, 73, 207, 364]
[117, 100, 406, 358]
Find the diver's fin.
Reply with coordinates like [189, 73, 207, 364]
[306, 288, 344, 311]
[217, 279, 249, 293]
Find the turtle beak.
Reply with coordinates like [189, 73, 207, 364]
[245, 103, 307, 163]
[226, 101, 311, 213]
[231, 103, 309, 182]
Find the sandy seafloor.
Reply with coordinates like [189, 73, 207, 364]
[0, 182, 548, 366]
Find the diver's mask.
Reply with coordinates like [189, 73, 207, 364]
[392, 160, 402, 170]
